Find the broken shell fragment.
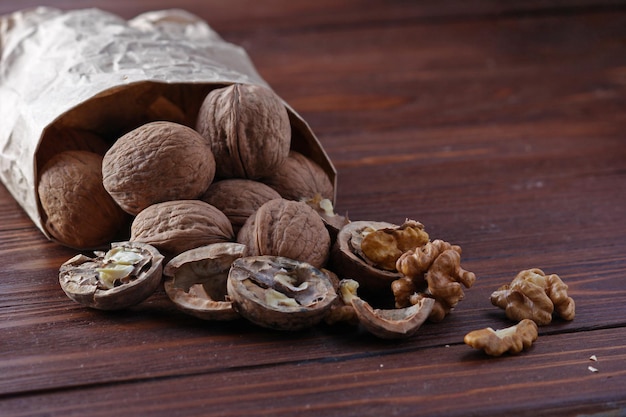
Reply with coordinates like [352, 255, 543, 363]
[59, 242, 164, 310]
[227, 256, 337, 331]
[339, 279, 434, 339]
[163, 242, 246, 321]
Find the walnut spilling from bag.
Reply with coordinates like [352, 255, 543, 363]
[464, 319, 539, 356]
[490, 268, 575, 325]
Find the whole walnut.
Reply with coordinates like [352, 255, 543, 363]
[195, 83, 291, 179]
[262, 151, 334, 201]
[200, 179, 281, 234]
[38, 150, 128, 249]
[131, 200, 234, 257]
[102, 121, 216, 215]
[237, 198, 331, 269]
[37, 126, 110, 170]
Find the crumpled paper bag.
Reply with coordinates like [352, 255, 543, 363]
[0, 7, 334, 242]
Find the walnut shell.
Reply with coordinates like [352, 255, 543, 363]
[131, 200, 234, 257]
[237, 198, 331, 269]
[262, 151, 334, 201]
[200, 179, 281, 234]
[164, 242, 246, 321]
[37, 150, 128, 249]
[195, 83, 290, 179]
[102, 121, 216, 215]
[37, 126, 110, 170]
[329, 220, 403, 304]
[227, 255, 337, 331]
[59, 241, 164, 310]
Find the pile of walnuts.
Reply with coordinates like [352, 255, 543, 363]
[46, 83, 575, 342]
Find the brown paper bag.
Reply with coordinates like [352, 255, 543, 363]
[0, 7, 335, 243]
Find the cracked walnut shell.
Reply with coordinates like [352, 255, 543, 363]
[102, 121, 216, 215]
[164, 242, 246, 321]
[196, 83, 290, 179]
[59, 241, 164, 310]
[227, 255, 337, 331]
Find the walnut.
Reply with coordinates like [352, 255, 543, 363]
[37, 150, 128, 249]
[330, 220, 418, 301]
[163, 242, 246, 321]
[226, 255, 337, 331]
[337, 279, 434, 339]
[360, 220, 429, 271]
[200, 179, 281, 234]
[262, 151, 334, 201]
[196, 83, 290, 179]
[394, 239, 461, 308]
[464, 319, 539, 356]
[236, 198, 331, 269]
[102, 121, 216, 215]
[58, 242, 163, 310]
[130, 200, 234, 257]
[419, 248, 476, 322]
[490, 268, 575, 325]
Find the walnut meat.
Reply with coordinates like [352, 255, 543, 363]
[200, 179, 281, 234]
[262, 151, 334, 201]
[196, 83, 290, 179]
[131, 200, 234, 257]
[490, 268, 575, 325]
[38, 150, 128, 249]
[464, 319, 539, 356]
[102, 121, 216, 215]
[237, 198, 331, 269]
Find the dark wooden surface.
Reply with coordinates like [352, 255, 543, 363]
[1, 1, 626, 416]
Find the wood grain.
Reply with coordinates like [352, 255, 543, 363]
[1, 1, 625, 416]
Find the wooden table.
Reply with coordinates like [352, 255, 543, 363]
[1, 1, 625, 416]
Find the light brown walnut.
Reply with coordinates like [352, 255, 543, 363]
[237, 198, 331, 269]
[262, 151, 334, 201]
[490, 268, 575, 325]
[200, 179, 281, 234]
[38, 150, 128, 249]
[464, 319, 539, 356]
[131, 200, 234, 257]
[102, 121, 216, 215]
[196, 83, 291, 179]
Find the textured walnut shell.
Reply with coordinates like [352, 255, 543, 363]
[38, 150, 128, 249]
[102, 121, 216, 215]
[196, 83, 290, 179]
[227, 255, 337, 331]
[164, 243, 246, 321]
[58, 242, 163, 310]
[131, 200, 234, 257]
[338, 279, 434, 339]
[262, 151, 334, 201]
[200, 179, 281, 234]
[237, 198, 331, 269]
[329, 221, 402, 301]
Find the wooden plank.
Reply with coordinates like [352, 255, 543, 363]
[1, 327, 624, 416]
